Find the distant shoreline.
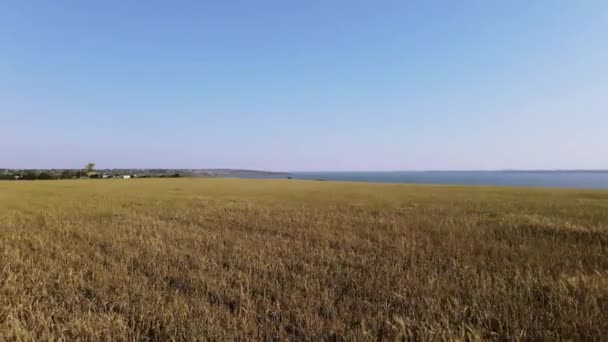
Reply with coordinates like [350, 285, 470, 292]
[289, 170, 608, 189]
[291, 170, 608, 173]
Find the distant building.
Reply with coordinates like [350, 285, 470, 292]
[122, 175, 131, 179]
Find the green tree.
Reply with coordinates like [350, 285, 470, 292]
[23, 171, 37, 180]
[60, 170, 75, 179]
[0, 173, 14, 180]
[86, 163, 96, 177]
[86, 163, 95, 173]
[37, 172, 54, 180]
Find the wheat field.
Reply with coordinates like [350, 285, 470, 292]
[0, 178, 607, 340]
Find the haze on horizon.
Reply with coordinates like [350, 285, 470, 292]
[1, 1, 606, 172]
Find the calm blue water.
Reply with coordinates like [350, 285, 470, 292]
[287, 171, 608, 189]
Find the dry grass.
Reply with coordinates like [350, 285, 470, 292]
[1, 178, 607, 340]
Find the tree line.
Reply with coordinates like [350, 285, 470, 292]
[0, 170, 90, 180]
[1, 163, 182, 180]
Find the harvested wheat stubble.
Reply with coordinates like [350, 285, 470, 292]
[0, 178, 607, 340]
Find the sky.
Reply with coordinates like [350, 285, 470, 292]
[1, 0, 607, 171]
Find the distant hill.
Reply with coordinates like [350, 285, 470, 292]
[182, 169, 290, 178]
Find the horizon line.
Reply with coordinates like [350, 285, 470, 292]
[2, 167, 608, 173]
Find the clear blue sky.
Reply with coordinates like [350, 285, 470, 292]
[1, 1, 606, 171]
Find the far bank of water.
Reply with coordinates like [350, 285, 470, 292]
[288, 171, 608, 189]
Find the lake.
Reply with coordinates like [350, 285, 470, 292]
[288, 171, 608, 189]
